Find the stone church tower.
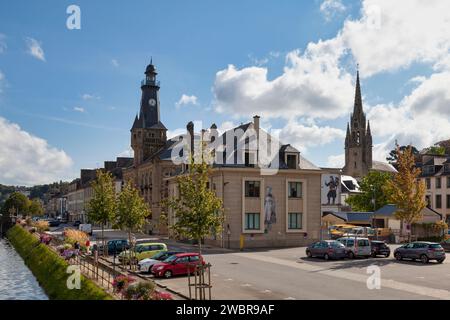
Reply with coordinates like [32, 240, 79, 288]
[131, 61, 167, 166]
[343, 70, 373, 179]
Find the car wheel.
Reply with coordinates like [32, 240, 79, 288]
[437, 259, 445, 264]
[163, 270, 173, 278]
[420, 254, 429, 264]
[395, 252, 403, 261]
[384, 253, 390, 258]
[306, 250, 312, 258]
[324, 253, 330, 261]
[348, 251, 355, 259]
[371, 252, 377, 258]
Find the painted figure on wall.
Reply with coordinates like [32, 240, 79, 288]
[325, 176, 339, 205]
[264, 186, 276, 232]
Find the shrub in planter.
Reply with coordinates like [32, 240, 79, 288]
[112, 275, 136, 294]
[29, 227, 36, 233]
[64, 229, 89, 248]
[33, 220, 49, 233]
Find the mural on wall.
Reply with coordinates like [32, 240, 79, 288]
[321, 174, 341, 206]
[264, 186, 276, 232]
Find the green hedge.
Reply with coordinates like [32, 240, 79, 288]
[7, 225, 112, 300]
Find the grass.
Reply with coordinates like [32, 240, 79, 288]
[7, 224, 112, 300]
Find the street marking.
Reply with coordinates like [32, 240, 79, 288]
[261, 289, 271, 293]
[233, 252, 450, 300]
[284, 297, 296, 300]
[241, 283, 252, 287]
[225, 278, 233, 281]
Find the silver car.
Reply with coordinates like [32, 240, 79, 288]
[337, 237, 371, 259]
[394, 242, 446, 264]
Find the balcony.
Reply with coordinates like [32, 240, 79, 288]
[141, 79, 160, 87]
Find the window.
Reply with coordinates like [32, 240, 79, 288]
[245, 181, 260, 197]
[189, 255, 200, 262]
[426, 195, 431, 208]
[245, 213, 260, 230]
[288, 182, 302, 198]
[447, 177, 450, 188]
[245, 152, 256, 168]
[426, 178, 431, 189]
[288, 213, 302, 230]
[436, 195, 442, 209]
[447, 195, 450, 209]
[436, 178, 442, 189]
[286, 154, 297, 169]
[445, 164, 450, 173]
[423, 165, 435, 175]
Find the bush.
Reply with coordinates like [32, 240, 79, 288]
[123, 281, 155, 300]
[64, 229, 89, 248]
[7, 225, 112, 300]
[33, 220, 49, 233]
[112, 275, 136, 294]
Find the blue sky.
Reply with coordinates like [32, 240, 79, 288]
[1, 0, 450, 185]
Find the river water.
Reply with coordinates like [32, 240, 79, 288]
[0, 238, 48, 300]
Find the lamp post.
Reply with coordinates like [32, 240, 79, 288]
[371, 184, 378, 240]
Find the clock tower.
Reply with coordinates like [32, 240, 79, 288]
[131, 61, 167, 166]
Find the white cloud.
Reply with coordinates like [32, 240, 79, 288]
[175, 94, 199, 109]
[340, 0, 450, 76]
[111, 59, 119, 67]
[25, 37, 45, 61]
[213, 37, 354, 121]
[82, 94, 100, 100]
[274, 119, 345, 153]
[118, 147, 134, 158]
[320, 0, 346, 21]
[73, 107, 85, 113]
[327, 153, 345, 168]
[0, 117, 73, 186]
[368, 71, 450, 152]
[0, 34, 6, 54]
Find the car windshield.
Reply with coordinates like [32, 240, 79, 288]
[163, 255, 178, 263]
[358, 239, 370, 246]
[151, 252, 165, 259]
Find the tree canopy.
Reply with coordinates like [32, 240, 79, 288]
[346, 171, 391, 212]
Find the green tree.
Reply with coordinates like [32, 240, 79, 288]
[165, 155, 224, 254]
[87, 170, 117, 254]
[384, 146, 426, 240]
[28, 198, 44, 216]
[116, 181, 150, 266]
[1, 192, 30, 217]
[424, 145, 446, 155]
[346, 171, 391, 212]
[386, 145, 419, 167]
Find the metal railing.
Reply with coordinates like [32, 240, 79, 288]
[141, 79, 160, 87]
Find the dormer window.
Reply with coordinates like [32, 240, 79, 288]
[286, 154, 298, 169]
[423, 165, 435, 175]
[444, 164, 450, 173]
[244, 151, 256, 168]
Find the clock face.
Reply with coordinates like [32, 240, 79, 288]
[149, 98, 156, 106]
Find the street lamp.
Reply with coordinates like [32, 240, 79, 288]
[371, 184, 379, 240]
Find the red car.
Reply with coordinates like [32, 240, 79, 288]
[151, 253, 205, 278]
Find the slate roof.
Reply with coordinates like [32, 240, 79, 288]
[371, 161, 397, 173]
[374, 204, 442, 219]
[323, 211, 373, 223]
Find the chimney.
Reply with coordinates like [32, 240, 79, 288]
[253, 115, 260, 133]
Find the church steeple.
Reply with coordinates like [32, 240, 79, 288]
[343, 69, 373, 179]
[353, 68, 363, 116]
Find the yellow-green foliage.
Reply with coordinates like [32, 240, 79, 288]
[7, 225, 112, 300]
[32, 220, 49, 233]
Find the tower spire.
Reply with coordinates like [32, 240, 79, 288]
[354, 67, 363, 115]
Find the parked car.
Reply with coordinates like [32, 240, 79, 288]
[371, 240, 391, 258]
[441, 239, 450, 252]
[306, 241, 347, 260]
[138, 251, 184, 273]
[394, 242, 446, 264]
[337, 237, 371, 259]
[48, 219, 60, 227]
[343, 227, 376, 238]
[98, 239, 129, 255]
[135, 238, 158, 245]
[151, 253, 205, 278]
[73, 220, 81, 227]
[118, 243, 167, 263]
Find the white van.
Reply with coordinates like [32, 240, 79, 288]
[337, 237, 371, 259]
